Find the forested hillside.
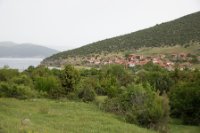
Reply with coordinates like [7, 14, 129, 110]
[44, 11, 200, 62]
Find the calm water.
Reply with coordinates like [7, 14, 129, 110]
[0, 58, 43, 71]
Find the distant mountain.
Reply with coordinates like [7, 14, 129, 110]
[43, 11, 200, 64]
[0, 42, 58, 58]
[0, 41, 17, 47]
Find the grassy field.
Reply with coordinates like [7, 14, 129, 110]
[0, 98, 155, 133]
[135, 44, 200, 56]
[169, 124, 200, 133]
[169, 119, 200, 133]
[0, 98, 199, 133]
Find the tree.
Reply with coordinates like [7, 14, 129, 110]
[170, 81, 200, 125]
[34, 76, 63, 98]
[104, 83, 169, 132]
[77, 78, 96, 102]
[61, 65, 80, 94]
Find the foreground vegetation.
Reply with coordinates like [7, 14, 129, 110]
[0, 98, 199, 133]
[0, 98, 156, 133]
[0, 63, 200, 132]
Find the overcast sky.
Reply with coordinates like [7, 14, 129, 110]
[0, 0, 199, 51]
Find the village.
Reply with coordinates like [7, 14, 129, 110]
[86, 53, 200, 71]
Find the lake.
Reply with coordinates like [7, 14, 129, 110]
[0, 58, 43, 71]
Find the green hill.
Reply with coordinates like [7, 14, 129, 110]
[43, 11, 200, 63]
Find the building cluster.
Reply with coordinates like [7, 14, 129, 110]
[126, 54, 174, 70]
[86, 53, 199, 70]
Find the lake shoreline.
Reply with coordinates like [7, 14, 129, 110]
[0, 58, 44, 71]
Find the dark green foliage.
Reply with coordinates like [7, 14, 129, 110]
[1, 62, 200, 130]
[102, 65, 134, 86]
[170, 68, 200, 83]
[11, 74, 33, 87]
[44, 11, 200, 62]
[170, 82, 200, 125]
[136, 63, 173, 94]
[98, 65, 134, 97]
[103, 84, 169, 132]
[80, 68, 99, 77]
[0, 82, 37, 99]
[30, 66, 53, 77]
[141, 71, 173, 94]
[34, 76, 63, 98]
[76, 78, 96, 102]
[99, 76, 120, 98]
[0, 68, 19, 81]
[61, 65, 80, 94]
[0, 66, 65, 99]
[77, 87, 96, 102]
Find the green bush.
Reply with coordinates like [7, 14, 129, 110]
[136, 64, 173, 94]
[11, 74, 33, 87]
[77, 87, 96, 102]
[100, 65, 134, 87]
[103, 97, 122, 114]
[0, 68, 19, 81]
[103, 84, 169, 132]
[77, 79, 96, 102]
[34, 76, 63, 98]
[0, 82, 37, 99]
[99, 77, 121, 98]
[61, 65, 80, 94]
[94, 84, 106, 95]
[170, 82, 200, 125]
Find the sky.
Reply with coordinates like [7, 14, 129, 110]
[0, 0, 199, 51]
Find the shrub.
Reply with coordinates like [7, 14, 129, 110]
[11, 74, 33, 87]
[77, 78, 96, 102]
[94, 84, 106, 95]
[0, 68, 19, 82]
[137, 69, 173, 94]
[34, 76, 63, 98]
[77, 87, 96, 102]
[103, 84, 169, 132]
[0, 82, 37, 99]
[103, 97, 122, 114]
[99, 76, 121, 98]
[61, 65, 80, 94]
[170, 82, 200, 125]
[100, 64, 134, 87]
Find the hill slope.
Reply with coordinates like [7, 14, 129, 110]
[1, 98, 199, 133]
[0, 42, 58, 58]
[0, 98, 155, 133]
[44, 11, 200, 63]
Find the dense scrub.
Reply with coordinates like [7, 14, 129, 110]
[103, 84, 169, 132]
[0, 64, 200, 132]
[169, 69, 200, 125]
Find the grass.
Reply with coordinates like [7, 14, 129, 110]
[0, 98, 199, 133]
[135, 44, 200, 56]
[0, 98, 155, 133]
[169, 119, 200, 133]
[170, 124, 200, 133]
